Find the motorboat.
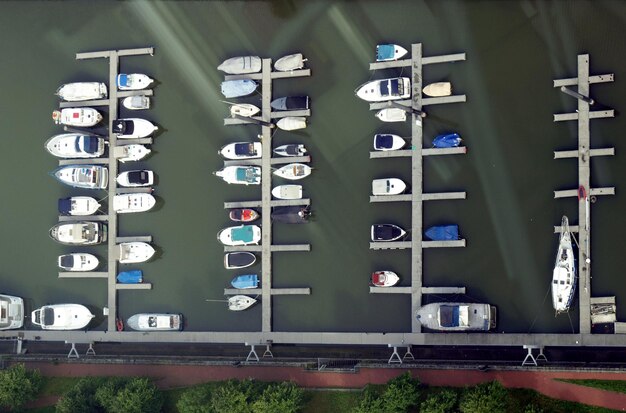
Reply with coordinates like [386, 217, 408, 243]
[373, 134, 405, 151]
[127, 313, 183, 331]
[214, 166, 261, 185]
[229, 208, 259, 222]
[376, 108, 406, 122]
[117, 73, 154, 90]
[31, 304, 94, 330]
[122, 95, 151, 110]
[270, 96, 310, 111]
[224, 252, 256, 269]
[552, 216, 577, 314]
[274, 53, 306, 71]
[56, 82, 107, 102]
[49, 221, 106, 245]
[0, 294, 24, 330]
[273, 163, 312, 180]
[423, 82, 452, 97]
[117, 270, 143, 284]
[228, 295, 257, 311]
[272, 185, 302, 200]
[58, 196, 101, 216]
[433, 133, 462, 148]
[276, 117, 306, 131]
[231, 274, 259, 289]
[416, 302, 496, 332]
[425, 225, 459, 241]
[376, 44, 408, 62]
[218, 225, 261, 246]
[115, 144, 151, 162]
[219, 142, 262, 160]
[218, 56, 262, 74]
[372, 178, 406, 196]
[45, 134, 105, 159]
[371, 271, 400, 287]
[355, 77, 410, 102]
[273, 144, 307, 157]
[116, 170, 154, 187]
[221, 79, 258, 98]
[226, 103, 260, 118]
[52, 108, 102, 127]
[371, 224, 406, 242]
[113, 193, 156, 213]
[271, 205, 311, 224]
[52, 165, 108, 189]
[58, 253, 99, 272]
[118, 242, 156, 264]
[112, 118, 158, 139]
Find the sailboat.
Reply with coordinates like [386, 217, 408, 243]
[552, 216, 577, 314]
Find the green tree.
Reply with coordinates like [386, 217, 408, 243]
[106, 377, 163, 413]
[459, 381, 508, 413]
[380, 372, 420, 412]
[55, 377, 107, 413]
[176, 384, 213, 413]
[420, 389, 458, 413]
[210, 379, 256, 413]
[0, 363, 42, 411]
[252, 382, 304, 413]
[352, 385, 385, 413]
[94, 377, 128, 410]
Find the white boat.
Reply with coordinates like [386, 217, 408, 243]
[273, 144, 307, 157]
[274, 53, 306, 72]
[277, 117, 306, 131]
[58, 253, 99, 271]
[372, 178, 406, 195]
[376, 44, 408, 62]
[52, 108, 102, 127]
[371, 271, 400, 287]
[127, 313, 183, 331]
[112, 118, 158, 139]
[31, 304, 94, 330]
[552, 216, 577, 314]
[373, 134, 405, 151]
[118, 242, 156, 264]
[355, 77, 411, 102]
[376, 108, 406, 122]
[228, 295, 257, 311]
[49, 221, 106, 245]
[218, 56, 262, 74]
[117, 73, 154, 90]
[273, 163, 312, 180]
[214, 166, 261, 185]
[0, 295, 24, 330]
[371, 224, 406, 242]
[113, 193, 156, 213]
[218, 225, 261, 246]
[56, 82, 107, 102]
[219, 142, 262, 160]
[122, 95, 151, 110]
[416, 302, 496, 332]
[423, 82, 452, 97]
[58, 196, 101, 216]
[52, 165, 108, 189]
[45, 134, 105, 159]
[116, 170, 154, 187]
[224, 102, 260, 118]
[115, 144, 151, 162]
[272, 185, 302, 200]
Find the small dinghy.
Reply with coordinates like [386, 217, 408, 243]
[115, 144, 151, 162]
[376, 108, 406, 122]
[56, 82, 107, 102]
[271, 205, 311, 224]
[117, 73, 154, 90]
[277, 117, 306, 131]
[58, 253, 99, 272]
[273, 144, 307, 157]
[423, 82, 452, 97]
[52, 165, 109, 189]
[113, 193, 156, 213]
[0, 295, 24, 330]
[52, 108, 102, 127]
[117, 270, 143, 284]
[228, 295, 257, 311]
[416, 303, 496, 331]
[231, 274, 259, 289]
[45, 134, 105, 159]
[58, 196, 101, 216]
[219, 142, 262, 160]
[372, 178, 406, 195]
[433, 133, 462, 148]
[218, 56, 262, 74]
[425, 225, 459, 241]
[273, 163, 312, 180]
[49, 221, 107, 245]
[371, 271, 400, 287]
[116, 170, 154, 187]
[218, 225, 261, 246]
[122, 95, 150, 110]
[113, 118, 158, 139]
[229, 208, 259, 222]
[376, 44, 408, 62]
[214, 166, 261, 185]
[224, 252, 257, 269]
[270, 96, 310, 111]
[355, 77, 411, 102]
[228, 103, 260, 118]
[274, 53, 306, 71]
[272, 185, 302, 200]
[373, 134, 405, 151]
[32, 304, 94, 330]
[371, 224, 406, 242]
[127, 313, 183, 331]
[118, 242, 156, 264]
[221, 79, 258, 98]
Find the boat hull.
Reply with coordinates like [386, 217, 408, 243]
[127, 313, 183, 331]
[45, 134, 105, 158]
[117, 73, 154, 90]
[118, 242, 156, 264]
[372, 178, 406, 195]
[56, 82, 107, 102]
[274, 53, 305, 71]
[49, 222, 106, 245]
[552, 216, 577, 313]
[270, 96, 309, 111]
[229, 208, 259, 222]
[53, 108, 102, 127]
[116, 144, 151, 162]
[58, 253, 99, 271]
[371, 224, 406, 242]
[371, 271, 400, 287]
[231, 274, 259, 289]
[373, 134, 406, 151]
[228, 295, 257, 311]
[416, 303, 496, 332]
[113, 193, 156, 213]
[276, 117, 306, 131]
[219, 142, 262, 160]
[273, 144, 307, 157]
[273, 163, 312, 180]
[376, 44, 408, 62]
[122, 95, 150, 110]
[221, 80, 257, 98]
[218, 56, 262, 74]
[376, 108, 406, 122]
[117, 270, 143, 284]
[423, 82, 452, 97]
[356, 77, 411, 102]
[218, 225, 261, 246]
[215, 166, 261, 185]
[272, 185, 302, 200]
[116, 170, 154, 187]
[0, 295, 24, 330]
[32, 304, 94, 330]
[113, 118, 157, 139]
[53, 165, 109, 189]
[224, 252, 257, 269]
[58, 196, 101, 216]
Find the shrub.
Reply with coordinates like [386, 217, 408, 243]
[210, 379, 256, 413]
[459, 381, 508, 413]
[55, 377, 107, 413]
[252, 382, 304, 413]
[352, 385, 385, 413]
[0, 363, 42, 411]
[176, 384, 213, 413]
[380, 372, 420, 412]
[106, 377, 163, 413]
[420, 389, 458, 413]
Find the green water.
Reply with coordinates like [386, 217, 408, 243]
[0, 1, 624, 334]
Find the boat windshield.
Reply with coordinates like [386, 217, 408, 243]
[42, 308, 55, 326]
[379, 81, 390, 96]
[113, 120, 134, 135]
[234, 143, 255, 156]
[390, 79, 400, 95]
[439, 305, 460, 327]
[118, 74, 129, 87]
[375, 135, 393, 149]
[127, 171, 149, 184]
[60, 255, 74, 268]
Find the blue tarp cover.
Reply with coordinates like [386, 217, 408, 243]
[433, 133, 461, 148]
[117, 74, 129, 87]
[376, 44, 395, 61]
[117, 270, 142, 284]
[425, 225, 459, 241]
[58, 198, 72, 214]
[439, 305, 460, 327]
[374, 134, 393, 149]
[232, 226, 255, 243]
[231, 274, 259, 289]
[234, 143, 255, 156]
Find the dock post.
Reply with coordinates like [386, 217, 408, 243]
[387, 344, 403, 364]
[560, 86, 594, 105]
[245, 342, 259, 362]
[67, 343, 80, 359]
[521, 345, 538, 366]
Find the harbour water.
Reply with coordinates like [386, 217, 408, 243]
[0, 1, 624, 335]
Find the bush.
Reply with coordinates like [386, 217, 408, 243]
[252, 382, 304, 413]
[380, 372, 420, 412]
[420, 389, 458, 413]
[176, 384, 213, 413]
[210, 379, 256, 413]
[106, 378, 163, 413]
[352, 385, 385, 413]
[459, 381, 508, 413]
[0, 363, 42, 411]
[55, 377, 107, 413]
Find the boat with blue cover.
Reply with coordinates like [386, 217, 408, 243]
[355, 77, 410, 102]
[373, 134, 405, 151]
[218, 225, 261, 246]
[416, 302, 496, 332]
[214, 166, 261, 185]
[425, 225, 459, 241]
[117, 73, 154, 90]
[219, 142, 262, 160]
[117, 270, 143, 284]
[433, 133, 462, 148]
[221, 79, 258, 98]
[371, 224, 406, 242]
[224, 252, 256, 269]
[45, 133, 105, 159]
[270, 96, 310, 111]
[376, 44, 408, 62]
[231, 274, 259, 289]
[58, 196, 101, 216]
